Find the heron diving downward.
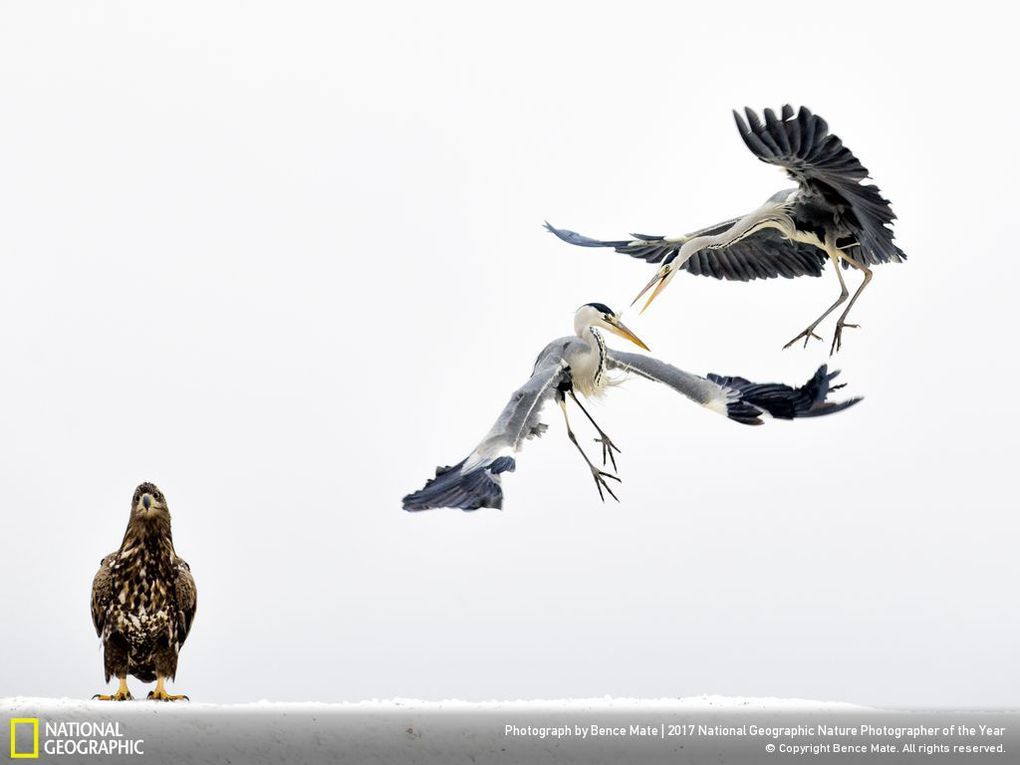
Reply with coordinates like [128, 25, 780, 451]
[402, 303, 860, 511]
[546, 105, 905, 354]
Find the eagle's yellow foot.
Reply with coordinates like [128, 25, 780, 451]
[147, 689, 189, 702]
[147, 677, 189, 702]
[92, 691, 133, 701]
[93, 678, 133, 701]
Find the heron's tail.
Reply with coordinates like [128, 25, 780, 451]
[709, 365, 861, 425]
[402, 456, 516, 512]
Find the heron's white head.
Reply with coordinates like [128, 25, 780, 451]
[574, 303, 649, 351]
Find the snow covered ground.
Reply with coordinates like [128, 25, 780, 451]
[1, 693, 860, 714]
[5, 696, 1014, 764]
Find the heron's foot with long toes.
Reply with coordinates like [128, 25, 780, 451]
[594, 434, 621, 471]
[590, 465, 621, 503]
[783, 327, 823, 350]
[93, 679, 133, 701]
[830, 322, 859, 355]
[147, 689, 189, 702]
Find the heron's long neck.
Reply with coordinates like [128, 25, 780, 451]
[677, 203, 794, 264]
[582, 326, 607, 386]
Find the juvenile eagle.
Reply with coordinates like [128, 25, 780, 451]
[91, 482, 197, 701]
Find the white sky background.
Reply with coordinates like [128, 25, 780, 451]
[0, 1, 1017, 707]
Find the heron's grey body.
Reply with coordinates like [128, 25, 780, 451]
[403, 305, 859, 512]
[546, 105, 905, 351]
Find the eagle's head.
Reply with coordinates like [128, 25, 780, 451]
[131, 482, 171, 525]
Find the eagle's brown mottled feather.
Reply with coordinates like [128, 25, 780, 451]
[90, 553, 116, 638]
[174, 560, 197, 645]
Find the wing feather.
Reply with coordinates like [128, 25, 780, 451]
[91, 553, 117, 637]
[174, 558, 197, 647]
[607, 351, 861, 425]
[734, 105, 905, 266]
[606, 350, 735, 412]
[545, 222, 827, 281]
[403, 339, 578, 511]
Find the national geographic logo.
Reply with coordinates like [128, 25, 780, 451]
[9, 719, 38, 759]
[9, 718, 144, 759]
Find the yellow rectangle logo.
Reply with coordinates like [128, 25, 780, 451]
[9, 718, 39, 759]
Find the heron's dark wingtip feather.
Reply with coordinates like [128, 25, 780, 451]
[798, 396, 863, 418]
[710, 365, 860, 422]
[544, 222, 627, 249]
[723, 399, 768, 425]
[737, 105, 904, 266]
[402, 457, 516, 512]
[546, 222, 648, 258]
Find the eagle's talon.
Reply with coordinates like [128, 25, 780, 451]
[93, 690, 133, 701]
[147, 688, 190, 702]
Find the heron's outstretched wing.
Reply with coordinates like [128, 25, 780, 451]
[174, 557, 197, 647]
[545, 221, 827, 281]
[403, 339, 577, 512]
[733, 105, 905, 266]
[607, 350, 861, 425]
[90, 552, 117, 638]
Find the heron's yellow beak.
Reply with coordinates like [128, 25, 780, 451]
[605, 317, 650, 351]
[630, 267, 672, 314]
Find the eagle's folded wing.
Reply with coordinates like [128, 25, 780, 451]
[90, 553, 117, 637]
[174, 558, 197, 647]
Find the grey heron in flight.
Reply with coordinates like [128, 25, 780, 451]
[546, 105, 905, 353]
[403, 303, 860, 511]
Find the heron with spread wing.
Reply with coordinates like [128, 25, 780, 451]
[403, 303, 860, 511]
[546, 105, 905, 353]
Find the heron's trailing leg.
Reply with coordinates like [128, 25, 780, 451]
[783, 241, 850, 350]
[147, 676, 189, 702]
[93, 676, 132, 701]
[567, 391, 620, 471]
[829, 252, 873, 354]
[558, 397, 620, 502]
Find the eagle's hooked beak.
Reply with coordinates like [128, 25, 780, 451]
[631, 266, 672, 314]
[142, 494, 152, 511]
[604, 315, 650, 351]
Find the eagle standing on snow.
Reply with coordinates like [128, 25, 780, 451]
[90, 482, 197, 701]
